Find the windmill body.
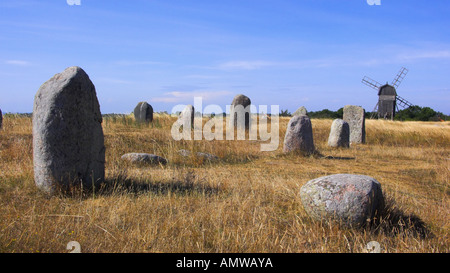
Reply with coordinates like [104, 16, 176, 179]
[362, 67, 413, 120]
[378, 84, 397, 119]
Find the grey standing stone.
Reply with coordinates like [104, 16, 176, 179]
[283, 115, 315, 155]
[121, 153, 167, 165]
[230, 94, 251, 129]
[343, 105, 366, 144]
[293, 106, 308, 117]
[177, 105, 195, 127]
[300, 174, 384, 226]
[134, 101, 153, 123]
[33, 66, 105, 194]
[327, 119, 350, 148]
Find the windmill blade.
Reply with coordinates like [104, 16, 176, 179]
[396, 95, 413, 109]
[391, 67, 408, 89]
[362, 76, 382, 90]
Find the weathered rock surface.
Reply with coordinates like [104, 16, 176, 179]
[121, 153, 167, 165]
[33, 66, 105, 193]
[328, 119, 350, 148]
[300, 174, 384, 226]
[178, 149, 219, 162]
[293, 106, 307, 116]
[343, 105, 366, 144]
[230, 94, 251, 129]
[134, 101, 153, 123]
[283, 115, 315, 155]
[177, 105, 195, 127]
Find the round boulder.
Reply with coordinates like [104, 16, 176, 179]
[300, 174, 384, 226]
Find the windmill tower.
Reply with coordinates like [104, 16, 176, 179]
[362, 67, 413, 120]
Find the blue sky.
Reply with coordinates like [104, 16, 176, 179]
[1, 0, 449, 114]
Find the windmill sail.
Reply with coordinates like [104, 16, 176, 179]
[396, 95, 413, 109]
[391, 67, 409, 89]
[362, 76, 382, 90]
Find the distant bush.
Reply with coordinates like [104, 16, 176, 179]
[395, 105, 448, 121]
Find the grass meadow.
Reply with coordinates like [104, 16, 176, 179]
[0, 113, 448, 253]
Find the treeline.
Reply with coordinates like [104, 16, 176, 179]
[280, 106, 448, 121]
[394, 106, 448, 121]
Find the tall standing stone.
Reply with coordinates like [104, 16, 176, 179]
[230, 94, 251, 129]
[33, 66, 105, 194]
[328, 119, 350, 148]
[293, 106, 308, 117]
[178, 104, 195, 127]
[343, 105, 365, 144]
[134, 101, 153, 123]
[283, 115, 315, 155]
[0, 108, 2, 129]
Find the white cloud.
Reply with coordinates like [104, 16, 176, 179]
[218, 61, 277, 70]
[5, 60, 31, 66]
[151, 90, 232, 103]
[397, 50, 450, 61]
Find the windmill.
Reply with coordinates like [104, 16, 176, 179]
[362, 67, 413, 120]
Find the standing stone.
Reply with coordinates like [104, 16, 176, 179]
[300, 174, 384, 226]
[134, 101, 153, 123]
[328, 119, 350, 148]
[283, 115, 315, 155]
[33, 66, 105, 194]
[293, 106, 308, 117]
[343, 105, 365, 144]
[177, 104, 195, 127]
[230, 94, 251, 129]
[0, 108, 2, 129]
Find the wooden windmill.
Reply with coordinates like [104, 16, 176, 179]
[362, 67, 413, 120]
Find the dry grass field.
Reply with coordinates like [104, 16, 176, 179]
[0, 114, 448, 253]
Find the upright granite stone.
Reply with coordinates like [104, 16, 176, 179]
[343, 105, 366, 144]
[300, 174, 384, 226]
[177, 105, 195, 127]
[293, 106, 308, 117]
[33, 66, 105, 194]
[134, 101, 153, 123]
[328, 119, 350, 148]
[230, 94, 251, 129]
[283, 115, 315, 155]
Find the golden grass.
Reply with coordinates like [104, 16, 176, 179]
[0, 114, 448, 253]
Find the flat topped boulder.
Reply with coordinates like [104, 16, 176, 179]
[343, 105, 366, 144]
[121, 153, 167, 165]
[134, 102, 153, 123]
[300, 174, 384, 226]
[33, 66, 105, 194]
[283, 115, 315, 155]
